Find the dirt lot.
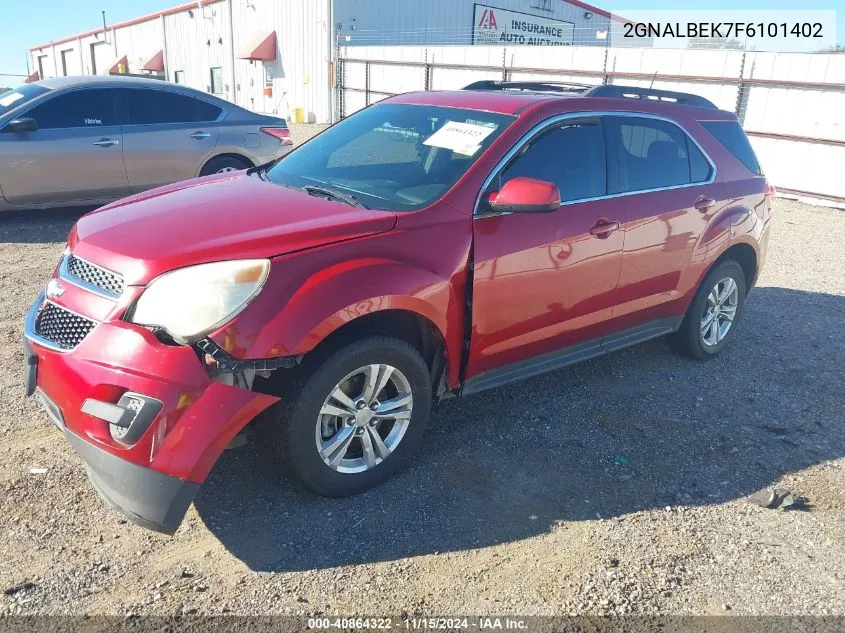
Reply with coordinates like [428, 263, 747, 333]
[0, 127, 843, 616]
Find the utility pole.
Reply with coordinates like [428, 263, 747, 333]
[102, 10, 116, 56]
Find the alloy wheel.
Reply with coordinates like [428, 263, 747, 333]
[315, 364, 413, 474]
[700, 276, 739, 347]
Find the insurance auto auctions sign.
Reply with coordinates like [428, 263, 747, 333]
[472, 3, 574, 45]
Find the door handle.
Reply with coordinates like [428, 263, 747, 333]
[694, 196, 716, 212]
[189, 131, 211, 139]
[589, 220, 620, 238]
[92, 138, 119, 147]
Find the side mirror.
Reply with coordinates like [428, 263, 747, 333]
[488, 177, 560, 213]
[7, 117, 38, 133]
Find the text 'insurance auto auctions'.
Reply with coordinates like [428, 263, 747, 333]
[473, 4, 574, 45]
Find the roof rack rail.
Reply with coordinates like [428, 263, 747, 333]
[584, 85, 717, 109]
[462, 80, 593, 94]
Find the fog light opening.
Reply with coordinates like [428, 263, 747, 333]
[81, 392, 162, 446]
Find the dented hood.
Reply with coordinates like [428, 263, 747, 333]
[69, 173, 397, 285]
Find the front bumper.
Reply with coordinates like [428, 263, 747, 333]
[68, 426, 199, 534]
[23, 293, 278, 534]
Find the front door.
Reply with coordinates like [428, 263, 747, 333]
[466, 117, 624, 379]
[0, 87, 129, 205]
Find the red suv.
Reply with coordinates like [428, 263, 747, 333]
[23, 82, 773, 534]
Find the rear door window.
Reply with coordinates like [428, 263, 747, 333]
[606, 117, 697, 193]
[25, 88, 117, 129]
[498, 119, 607, 203]
[123, 89, 222, 125]
[701, 120, 762, 175]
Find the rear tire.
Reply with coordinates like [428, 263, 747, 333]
[671, 259, 747, 360]
[259, 337, 432, 497]
[200, 155, 250, 176]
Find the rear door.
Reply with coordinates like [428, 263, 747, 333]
[0, 87, 128, 205]
[120, 88, 221, 192]
[603, 114, 719, 330]
[467, 117, 625, 379]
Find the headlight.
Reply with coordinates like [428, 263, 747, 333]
[129, 259, 270, 342]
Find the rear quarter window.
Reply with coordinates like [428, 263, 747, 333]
[124, 89, 222, 125]
[701, 121, 762, 176]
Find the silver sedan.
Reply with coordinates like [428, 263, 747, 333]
[0, 75, 293, 211]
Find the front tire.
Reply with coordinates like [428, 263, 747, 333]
[671, 259, 747, 360]
[261, 337, 432, 497]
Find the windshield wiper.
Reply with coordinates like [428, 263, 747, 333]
[303, 185, 365, 208]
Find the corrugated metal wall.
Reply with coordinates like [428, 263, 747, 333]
[31, 20, 169, 78]
[338, 44, 845, 205]
[229, 0, 331, 123]
[114, 19, 166, 73]
[165, 6, 232, 97]
[334, 0, 614, 46]
[28, 0, 330, 123]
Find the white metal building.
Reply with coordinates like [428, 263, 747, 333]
[26, 0, 633, 124]
[28, 0, 334, 123]
[334, 0, 628, 47]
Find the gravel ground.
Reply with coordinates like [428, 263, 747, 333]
[0, 125, 843, 617]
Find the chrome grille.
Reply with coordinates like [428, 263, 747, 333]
[34, 302, 96, 350]
[66, 254, 124, 297]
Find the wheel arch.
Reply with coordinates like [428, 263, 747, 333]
[199, 153, 254, 176]
[715, 242, 758, 292]
[297, 307, 449, 392]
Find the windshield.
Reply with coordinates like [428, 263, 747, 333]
[0, 84, 49, 118]
[266, 104, 514, 211]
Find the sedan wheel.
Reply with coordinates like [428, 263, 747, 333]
[700, 277, 739, 347]
[216, 166, 238, 173]
[316, 364, 413, 474]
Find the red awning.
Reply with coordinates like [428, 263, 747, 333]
[24, 71, 40, 83]
[142, 50, 164, 72]
[238, 31, 276, 61]
[109, 55, 129, 74]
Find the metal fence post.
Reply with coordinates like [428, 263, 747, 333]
[336, 57, 344, 120]
[602, 47, 610, 85]
[365, 60, 371, 106]
[334, 27, 342, 123]
[735, 51, 752, 125]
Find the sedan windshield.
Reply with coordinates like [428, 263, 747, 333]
[266, 104, 514, 211]
[0, 84, 49, 118]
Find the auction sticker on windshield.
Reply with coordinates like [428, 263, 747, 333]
[424, 121, 496, 156]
